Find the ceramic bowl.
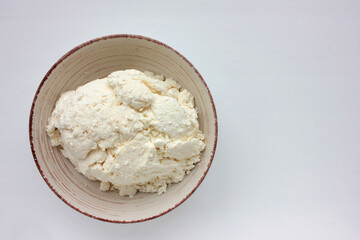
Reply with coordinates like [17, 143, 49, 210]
[29, 34, 217, 223]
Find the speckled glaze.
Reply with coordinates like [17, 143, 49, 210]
[29, 34, 218, 223]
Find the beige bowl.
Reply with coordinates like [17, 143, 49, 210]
[29, 34, 217, 223]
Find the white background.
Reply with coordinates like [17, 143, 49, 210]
[1, 0, 360, 239]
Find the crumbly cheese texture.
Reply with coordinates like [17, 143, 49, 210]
[47, 69, 205, 197]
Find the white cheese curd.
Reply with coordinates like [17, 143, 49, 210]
[47, 69, 205, 197]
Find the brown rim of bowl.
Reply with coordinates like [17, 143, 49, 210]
[29, 34, 218, 223]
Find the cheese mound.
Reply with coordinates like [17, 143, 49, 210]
[47, 69, 205, 197]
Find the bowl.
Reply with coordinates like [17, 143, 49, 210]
[29, 34, 217, 223]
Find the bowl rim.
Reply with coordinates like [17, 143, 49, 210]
[29, 34, 218, 223]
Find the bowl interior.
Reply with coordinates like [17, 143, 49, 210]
[30, 35, 217, 222]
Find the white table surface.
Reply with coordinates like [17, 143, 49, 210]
[1, 0, 360, 239]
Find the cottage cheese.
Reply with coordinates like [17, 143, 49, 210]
[47, 69, 205, 197]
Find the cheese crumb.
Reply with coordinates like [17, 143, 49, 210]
[47, 69, 205, 197]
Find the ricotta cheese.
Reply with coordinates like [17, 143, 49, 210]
[47, 69, 205, 197]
